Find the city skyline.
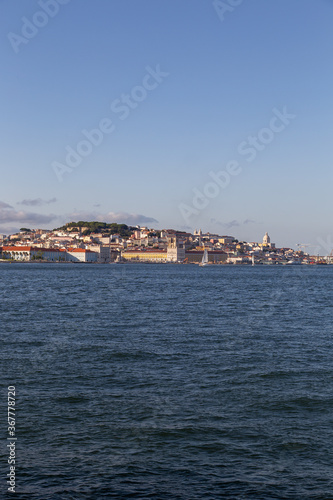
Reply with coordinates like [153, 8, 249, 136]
[1, 0, 333, 251]
[2, 224, 329, 264]
[0, 222, 329, 258]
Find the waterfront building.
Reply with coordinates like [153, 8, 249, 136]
[0, 246, 66, 261]
[185, 250, 227, 264]
[121, 249, 167, 262]
[167, 236, 185, 262]
[86, 245, 111, 263]
[66, 248, 98, 263]
[0, 246, 99, 262]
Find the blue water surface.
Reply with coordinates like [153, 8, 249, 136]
[1, 263, 333, 499]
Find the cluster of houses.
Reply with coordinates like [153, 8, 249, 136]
[0, 225, 324, 264]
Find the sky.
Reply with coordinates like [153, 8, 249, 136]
[1, 0, 333, 251]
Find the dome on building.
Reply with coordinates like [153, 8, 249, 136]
[263, 232, 270, 244]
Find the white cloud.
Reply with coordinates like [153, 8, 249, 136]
[0, 201, 157, 234]
[0, 200, 57, 227]
[0, 201, 13, 209]
[211, 218, 240, 229]
[0, 210, 56, 224]
[18, 198, 57, 207]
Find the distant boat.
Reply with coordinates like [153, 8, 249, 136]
[199, 249, 209, 267]
[252, 255, 255, 266]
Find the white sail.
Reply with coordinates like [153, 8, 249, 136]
[201, 249, 209, 266]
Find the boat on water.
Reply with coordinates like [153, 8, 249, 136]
[252, 255, 255, 266]
[199, 249, 209, 267]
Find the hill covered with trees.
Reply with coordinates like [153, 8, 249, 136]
[55, 221, 135, 238]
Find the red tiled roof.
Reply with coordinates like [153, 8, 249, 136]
[1, 246, 32, 251]
[67, 248, 94, 253]
[1, 246, 64, 252]
[123, 249, 166, 253]
[37, 248, 62, 252]
[186, 250, 226, 254]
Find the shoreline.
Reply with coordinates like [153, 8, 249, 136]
[0, 260, 331, 266]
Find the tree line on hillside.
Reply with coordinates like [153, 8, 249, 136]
[54, 221, 135, 238]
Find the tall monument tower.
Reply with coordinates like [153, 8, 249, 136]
[167, 236, 185, 262]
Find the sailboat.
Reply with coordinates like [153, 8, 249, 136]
[252, 255, 255, 266]
[199, 249, 209, 267]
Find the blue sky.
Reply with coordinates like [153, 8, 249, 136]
[1, 0, 332, 250]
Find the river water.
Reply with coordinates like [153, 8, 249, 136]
[1, 263, 333, 499]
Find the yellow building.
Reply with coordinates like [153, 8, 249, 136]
[121, 248, 227, 264]
[121, 249, 167, 262]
